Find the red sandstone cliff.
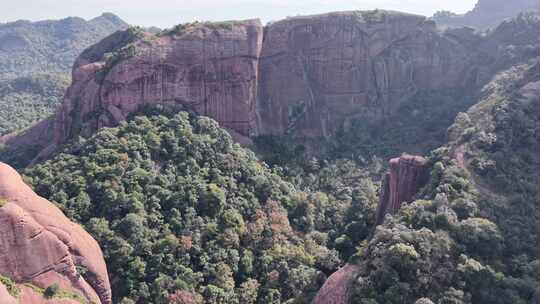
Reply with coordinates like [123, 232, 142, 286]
[376, 154, 429, 224]
[53, 19, 263, 146]
[4, 11, 489, 166]
[0, 163, 111, 304]
[257, 11, 476, 136]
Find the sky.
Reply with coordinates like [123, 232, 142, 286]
[1, 0, 478, 28]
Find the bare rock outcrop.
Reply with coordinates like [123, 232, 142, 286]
[257, 10, 476, 136]
[0, 162, 111, 304]
[52, 19, 263, 148]
[376, 155, 429, 224]
[312, 264, 359, 304]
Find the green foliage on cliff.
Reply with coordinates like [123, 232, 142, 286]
[0, 13, 128, 79]
[329, 89, 475, 162]
[349, 61, 540, 304]
[0, 274, 19, 298]
[25, 112, 351, 304]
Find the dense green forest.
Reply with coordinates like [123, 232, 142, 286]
[25, 111, 378, 303]
[0, 13, 127, 137]
[0, 13, 127, 79]
[0, 74, 69, 135]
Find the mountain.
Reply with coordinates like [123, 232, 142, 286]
[0, 13, 128, 137]
[0, 13, 128, 79]
[0, 10, 488, 167]
[0, 74, 70, 136]
[6, 8, 540, 168]
[433, 0, 540, 29]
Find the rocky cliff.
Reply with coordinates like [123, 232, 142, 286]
[258, 11, 475, 136]
[0, 163, 111, 304]
[9, 9, 540, 167]
[0, 13, 128, 80]
[51, 20, 263, 148]
[7, 10, 481, 163]
[376, 155, 429, 224]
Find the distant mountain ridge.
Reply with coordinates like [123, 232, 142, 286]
[0, 13, 128, 137]
[433, 0, 540, 29]
[0, 13, 128, 80]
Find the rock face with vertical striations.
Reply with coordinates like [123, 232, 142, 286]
[0, 162, 111, 304]
[4, 11, 488, 165]
[257, 10, 476, 137]
[376, 155, 429, 224]
[53, 19, 263, 147]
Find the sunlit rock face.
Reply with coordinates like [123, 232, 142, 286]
[0, 162, 112, 304]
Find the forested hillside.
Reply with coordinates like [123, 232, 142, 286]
[0, 13, 128, 79]
[0, 74, 69, 136]
[24, 111, 380, 303]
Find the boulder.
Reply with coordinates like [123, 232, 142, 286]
[0, 163, 111, 304]
[312, 264, 359, 304]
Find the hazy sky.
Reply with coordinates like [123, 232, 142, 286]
[2, 0, 477, 28]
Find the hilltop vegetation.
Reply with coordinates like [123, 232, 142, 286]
[24, 111, 380, 303]
[0, 74, 69, 135]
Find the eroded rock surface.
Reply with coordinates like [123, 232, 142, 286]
[12, 10, 540, 166]
[0, 162, 111, 304]
[258, 11, 476, 136]
[312, 264, 359, 304]
[53, 19, 263, 147]
[376, 155, 429, 224]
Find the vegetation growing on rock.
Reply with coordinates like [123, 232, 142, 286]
[25, 111, 380, 303]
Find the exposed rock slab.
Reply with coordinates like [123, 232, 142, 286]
[0, 162, 111, 304]
[53, 19, 263, 147]
[376, 155, 429, 224]
[312, 264, 360, 304]
[258, 10, 475, 136]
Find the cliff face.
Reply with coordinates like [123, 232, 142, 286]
[376, 155, 429, 224]
[3, 10, 516, 165]
[0, 163, 111, 304]
[258, 11, 475, 136]
[14, 11, 478, 158]
[52, 20, 263, 146]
